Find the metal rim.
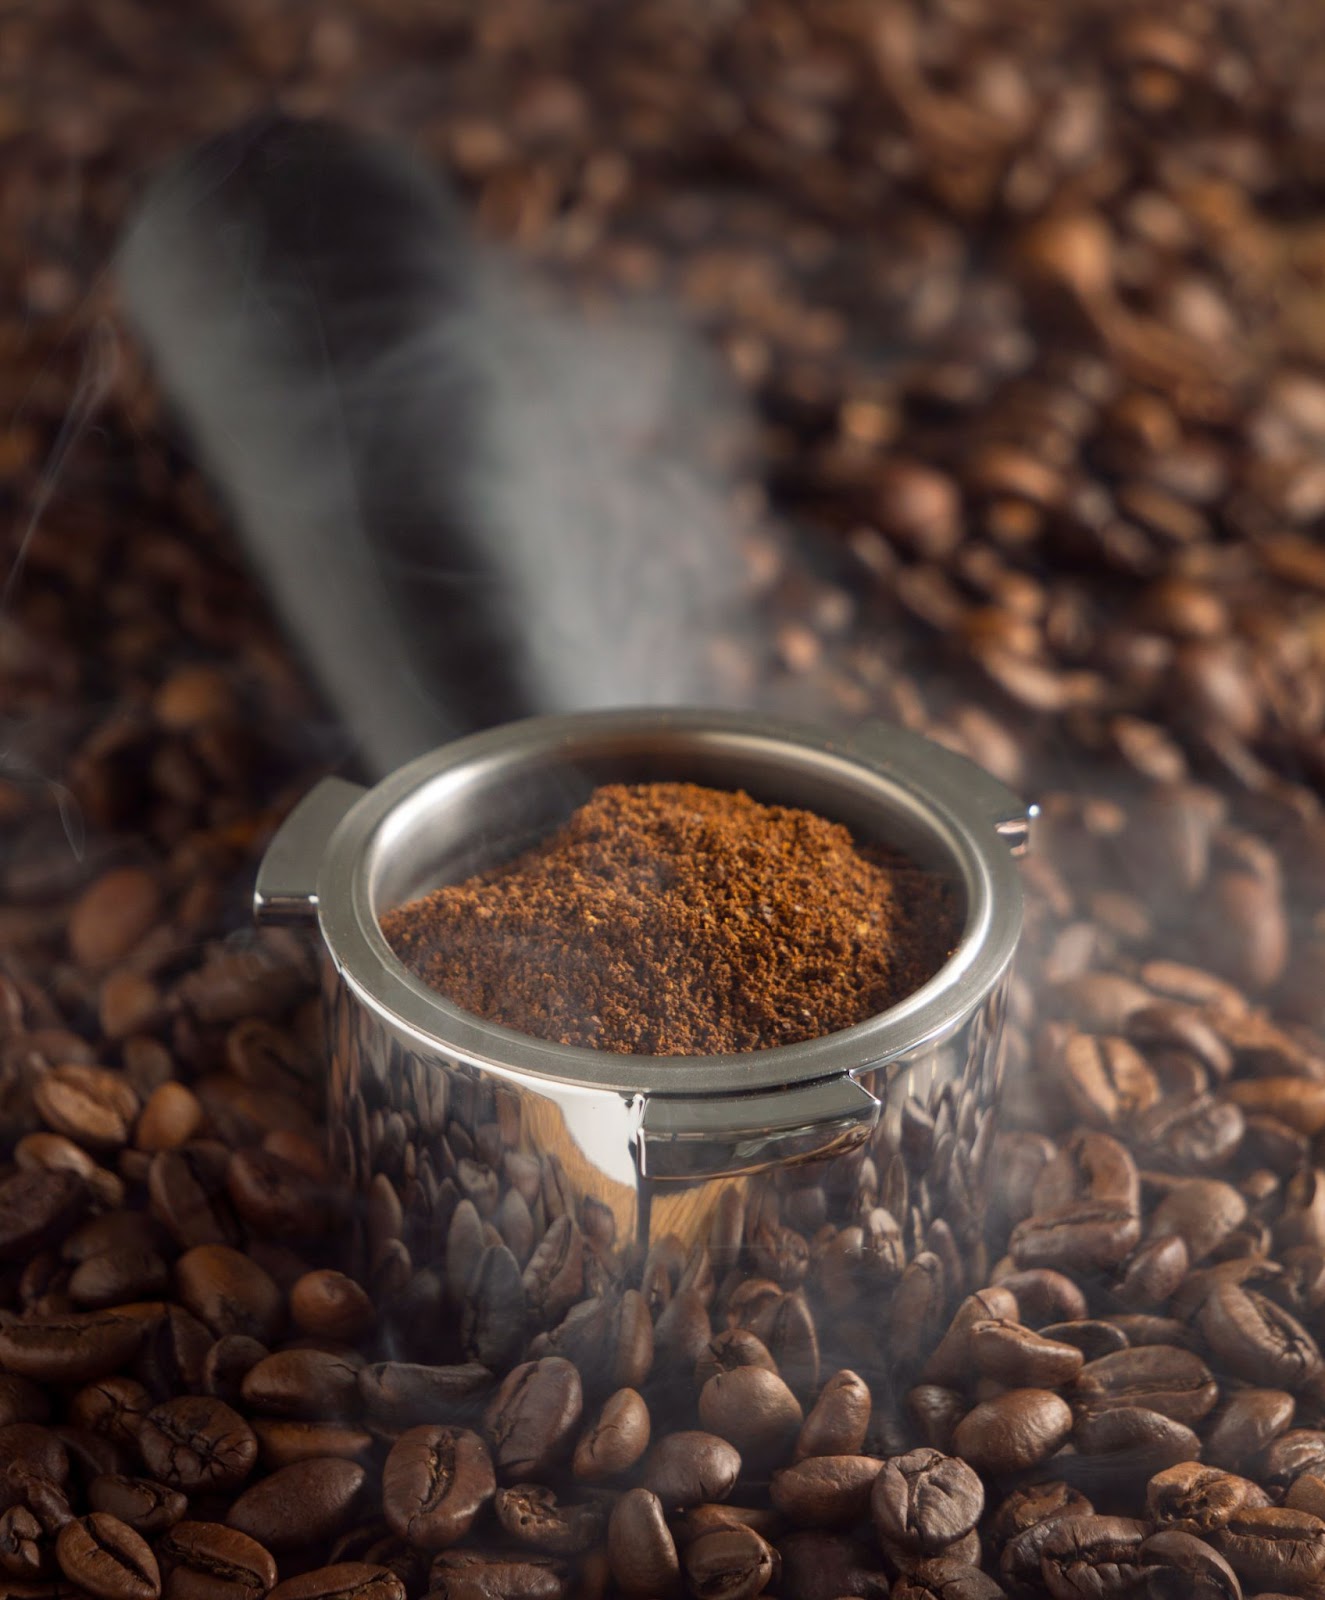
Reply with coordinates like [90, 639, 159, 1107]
[315, 708, 1024, 1097]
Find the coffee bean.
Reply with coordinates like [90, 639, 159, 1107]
[1286, 1472, 1325, 1519]
[202, 1336, 269, 1408]
[1011, 1203, 1142, 1274]
[694, 1330, 778, 1390]
[56, 1513, 160, 1600]
[682, 1524, 774, 1600]
[289, 1273, 374, 1342]
[893, 1562, 1007, 1599]
[697, 1365, 802, 1469]
[641, 1432, 742, 1509]
[461, 1245, 527, 1372]
[226, 1457, 365, 1552]
[921, 1290, 1021, 1389]
[871, 1449, 984, 1556]
[770, 1455, 884, 1528]
[70, 1378, 152, 1452]
[1257, 1428, 1325, 1490]
[251, 1418, 373, 1470]
[267, 1564, 406, 1600]
[571, 1389, 650, 1483]
[969, 1320, 1084, 1388]
[1211, 1504, 1325, 1592]
[1057, 1033, 1160, 1129]
[358, 1363, 494, 1430]
[778, 1530, 894, 1600]
[952, 1391, 1073, 1475]
[0, 1308, 161, 1385]
[1148, 1179, 1247, 1265]
[148, 1146, 242, 1251]
[1146, 1462, 1260, 1535]
[1197, 1284, 1322, 1389]
[1075, 1346, 1219, 1425]
[521, 1217, 585, 1329]
[1138, 1529, 1241, 1600]
[138, 1396, 257, 1493]
[484, 1359, 583, 1481]
[68, 870, 162, 970]
[156, 1519, 278, 1600]
[0, 1377, 50, 1430]
[428, 1549, 567, 1600]
[1070, 1407, 1202, 1488]
[1205, 1388, 1295, 1471]
[175, 1246, 284, 1345]
[381, 1426, 494, 1550]
[907, 1386, 965, 1453]
[88, 1476, 186, 1536]
[1037, 1516, 1148, 1600]
[607, 1489, 679, 1599]
[0, 1169, 89, 1260]
[493, 1485, 604, 1556]
[241, 1350, 361, 1421]
[70, 1247, 172, 1311]
[35, 1066, 140, 1150]
[794, 1369, 871, 1461]
[226, 1149, 331, 1240]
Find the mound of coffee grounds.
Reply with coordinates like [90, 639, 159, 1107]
[379, 781, 961, 1054]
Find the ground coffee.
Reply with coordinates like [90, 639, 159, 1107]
[379, 781, 960, 1054]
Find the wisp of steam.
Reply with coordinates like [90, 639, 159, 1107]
[116, 114, 757, 780]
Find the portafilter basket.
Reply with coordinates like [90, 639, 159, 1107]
[255, 708, 1034, 1306]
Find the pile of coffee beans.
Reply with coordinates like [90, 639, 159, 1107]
[6, 1, 1325, 1597]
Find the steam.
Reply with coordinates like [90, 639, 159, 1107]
[116, 116, 757, 781]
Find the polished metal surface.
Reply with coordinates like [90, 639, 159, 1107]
[256, 708, 1031, 1338]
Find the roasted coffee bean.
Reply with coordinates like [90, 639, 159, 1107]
[893, 1561, 1007, 1599]
[493, 1485, 604, 1556]
[794, 1369, 871, 1461]
[1056, 1033, 1160, 1129]
[0, 1424, 69, 1488]
[71, 1379, 152, 1452]
[0, 1169, 88, 1260]
[289, 1272, 374, 1342]
[56, 1513, 160, 1600]
[240, 1350, 361, 1421]
[175, 1246, 284, 1345]
[952, 1391, 1073, 1476]
[571, 1389, 650, 1483]
[641, 1432, 742, 1509]
[682, 1524, 774, 1600]
[1010, 1203, 1141, 1274]
[0, 1308, 161, 1385]
[70, 1247, 172, 1311]
[1197, 1285, 1322, 1389]
[88, 1476, 186, 1537]
[1039, 1321, 1130, 1361]
[148, 1147, 242, 1251]
[1069, 1408, 1203, 1488]
[1146, 1462, 1260, 1534]
[202, 1336, 269, 1408]
[1256, 1428, 1325, 1489]
[138, 1396, 257, 1493]
[921, 1291, 1021, 1389]
[1286, 1472, 1325, 1519]
[694, 1330, 778, 1390]
[226, 1457, 364, 1552]
[1205, 1388, 1295, 1470]
[1075, 1346, 1219, 1425]
[267, 1566, 406, 1600]
[907, 1386, 965, 1453]
[461, 1245, 528, 1372]
[770, 1455, 884, 1528]
[428, 1549, 567, 1600]
[484, 1359, 582, 1482]
[1148, 1179, 1247, 1265]
[775, 1530, 890, 1600]
[970, 1320, 1084, 1388]
[994, 1270, 1088, 1328]
[697, 1365, 802, 1468]
[157, 1519, 280, 1600]
[1037, 1516, 1148, 1600]
[871, 1449, 984, 1556]
[653, 1289, 712, 1382]
[137, 1305, 213, 1399]
[226, 1149, 330, 1239]
[35, 1066, 140, 1150]
[516, 1216, 583, 1328]
[381, 1426, 494, 1550]
[1211, 1504, 1325, 1591]
[358, 1363, 493, 1430]
[251, 1418, 374, 1470]
[1138, 1529, 1241, 1600]
[607, 1489, 679, 1599]
[1116, 1237, 1189, 1309]
[988, 1481, 1094, 1549]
